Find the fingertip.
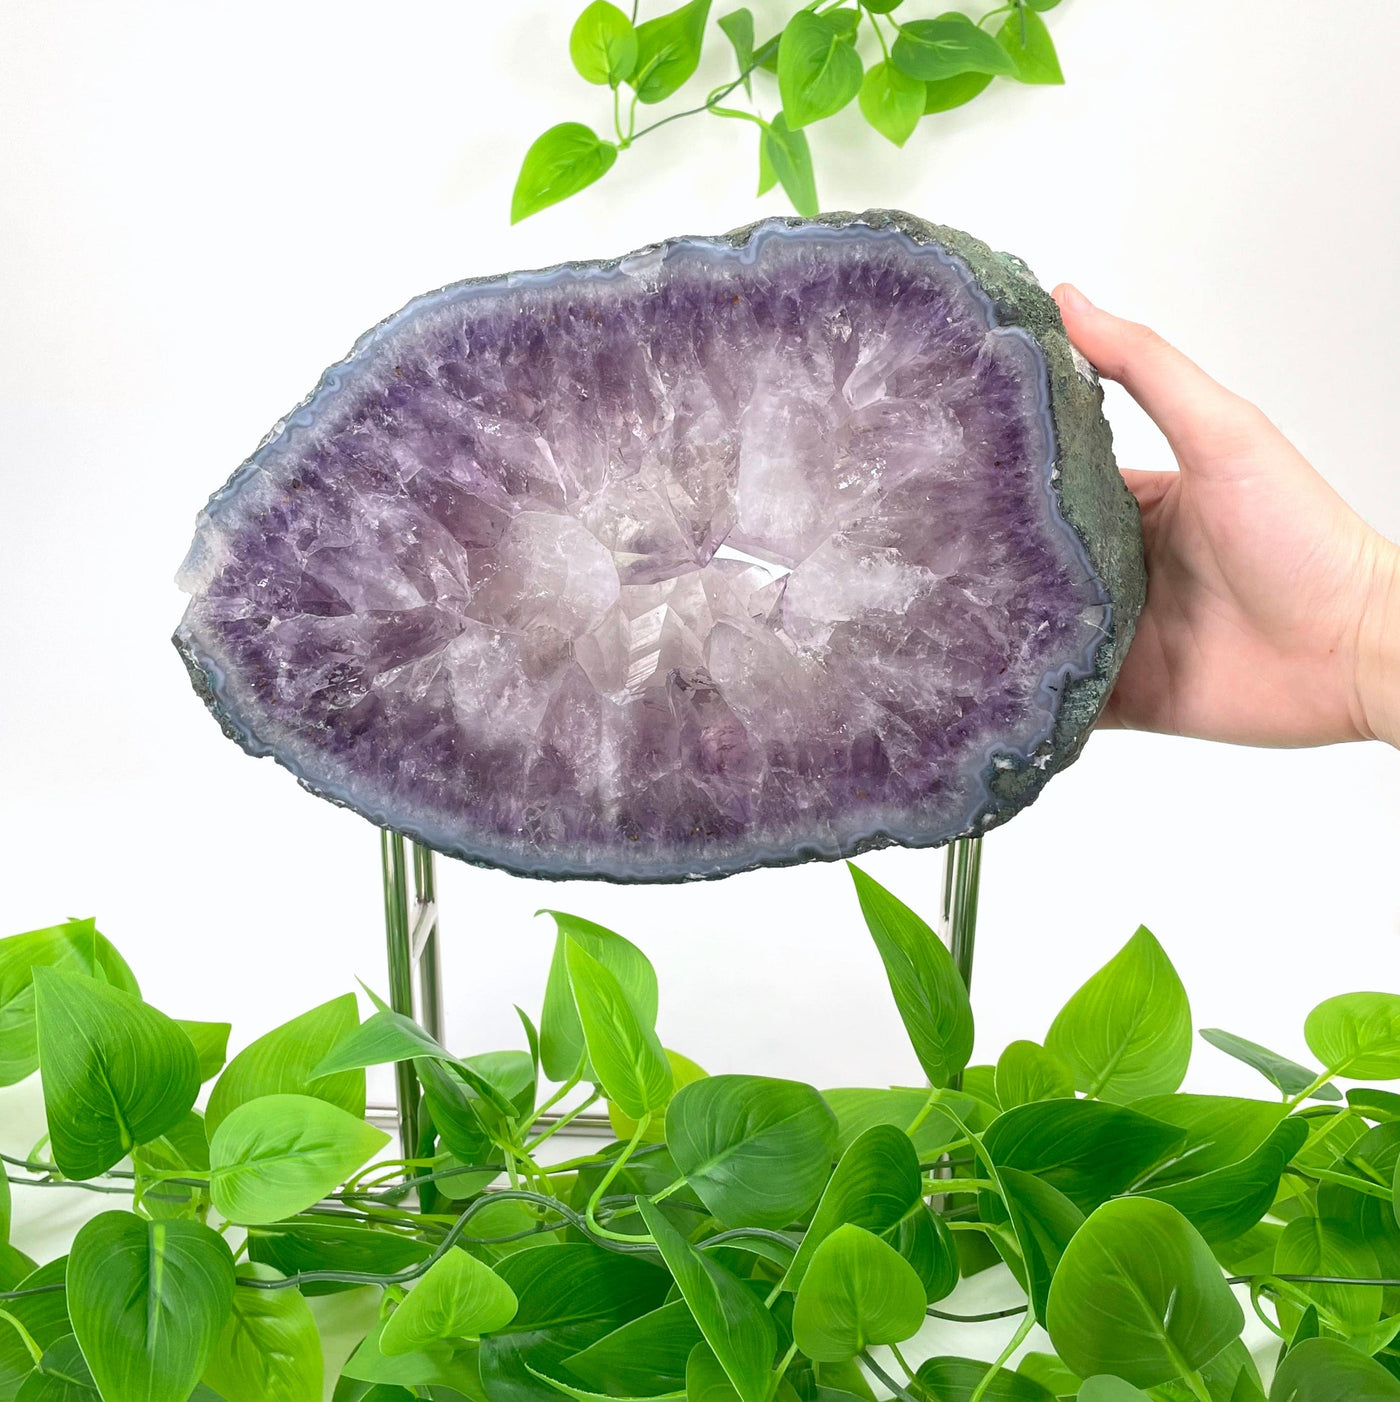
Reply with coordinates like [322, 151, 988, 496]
[1052, 282, 1094, 317]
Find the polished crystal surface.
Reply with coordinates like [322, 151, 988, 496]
[175, 217, 1122, 881]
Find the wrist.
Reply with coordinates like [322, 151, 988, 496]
[1357, 536, 1400, 749]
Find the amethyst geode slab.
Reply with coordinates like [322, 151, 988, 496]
[175, 211, 1143, 882]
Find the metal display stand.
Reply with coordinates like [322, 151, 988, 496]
[377, 831, 983, 1154]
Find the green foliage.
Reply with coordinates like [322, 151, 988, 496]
[1047, 1198, 1243, 1389]
[511, 0, 1072, 219]
[66, 1210, 234, 1402]
[8, 883, 1400, 1402]
[200, 1262, 322, 1402]
[34, 967, 199, 1180]
[791, 1223, 926, 1361]
[205, 993, 364, 1136]
[849, 863, 973, 1086]
[1045, 926, 1192, 1102]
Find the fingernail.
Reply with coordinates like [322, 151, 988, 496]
[1057, 283, 1093, 315]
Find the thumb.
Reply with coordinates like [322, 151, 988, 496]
[1052, 283, 1258, 463]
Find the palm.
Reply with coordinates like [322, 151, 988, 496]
[1053, 286, 1391, 748]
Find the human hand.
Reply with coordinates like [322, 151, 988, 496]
[1052, 284, 1400, 750]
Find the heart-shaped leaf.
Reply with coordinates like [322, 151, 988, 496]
[1045, 927, 1192, 1103]
[539, 913, 658, 1083]
[778, 11, 863, 129]
[1269, 1336, 1400, 1399]
[34, 968, 200, 1179]
[200, 1262, 321, 1402]
[791, 1223, 926, 1362]
[666, 1073, 837, 1228]
[208, 1092, 388, 1224]
[1306, 993, 1400, 1080]
[1046, 1198, 1243, 1389]
[67, 1211, 234, 1402]
[566, 939, 672, 1121]
[0, 919, 138, 1088]
[781, 1124, 921, 1290]
[207, 994, 363, 1136]
[379, 1249, 517, 1355]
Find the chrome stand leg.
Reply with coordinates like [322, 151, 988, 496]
[381, 831, 445, 1156]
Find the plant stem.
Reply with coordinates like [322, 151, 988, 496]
[889, 1343, 915, 1381]
[860, 1351, 922, 1402]
[526, 1090, 602, 1152]
[967, 1309, 1034, 1402]
[585, 1115, 652, 1241]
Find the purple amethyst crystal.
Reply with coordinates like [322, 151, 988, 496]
[175, 211, 1143, 881]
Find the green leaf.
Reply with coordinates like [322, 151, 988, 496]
[1078, 1381, 1151, 1402]
[718, 8, 755, 92]
[563, 1300, 700, 1396]
[177, 1021, 231, 1082]
[380, 1249, 517, 1355]
[1141, 1117, 1308, 1242]
[781, 1124, 921, 1290]
[791, 1223, 925, 1362]
[610, 1049, 706, 1142]
[666, 1073, 837, 1228]
[0, 1257, 71, 1399]
[540, 913, 658, 1084]
[914, 1356, 1054, 1400]
[34, 967, 200, 1179]
[570, 2, 638, 85]
[996, 7, 1063, 84]
[640, 1202, 777, 1402]
[995, 1041, 1075, 1109]
[511, 124, 618, 224]
[1130, 1095, 1288, 1185]
[207, 994, 363, 1137]
[1349, 1088, 1400, 1120]
[0, 918, 138, 1088]
[343, 1320, 482, 1392]
[891, 14, 1015, 82]
[882, 1201, 958, 1305]
[848, 865, 973, 1087]
[1045, 927, 1192, 1103]
[67, 1210, 234, 1402]
[247, 1220, 432, 1297]
[565, 939, 671, 1121]
[15, 1333, 99, 1401]
[857, 61, 923, 147]
[1199, 1028, 1340, 1101]
[821, 1086, 978, 1159]
[201, 1262, 321, 1402]
[923, 70, 992, 112]
[477, 1243, 668, 1402]
[1016, 1354, 1080, 1396]
[630, 0, 711, 104]
[859, 0, 903, 13]
[996, 1166, 1083, 1324]
[1274, 1215, 1382, 1335]
[1268, 1336, 1400, 1400]
[758, 114, 817, 217]
[1306, 993, 1400, 1079]
[1046, 1198, 1244, 1389]
[982, 1098, 1186, 1213]
[778, 11, 862, 130]
[208, 1092, 389, 1225]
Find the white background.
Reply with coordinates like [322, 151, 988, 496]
[3, 1, 1400, 1131]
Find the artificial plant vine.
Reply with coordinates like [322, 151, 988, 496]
[6, 880, 1400, 1401]
[511, 0, 1066, 223]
